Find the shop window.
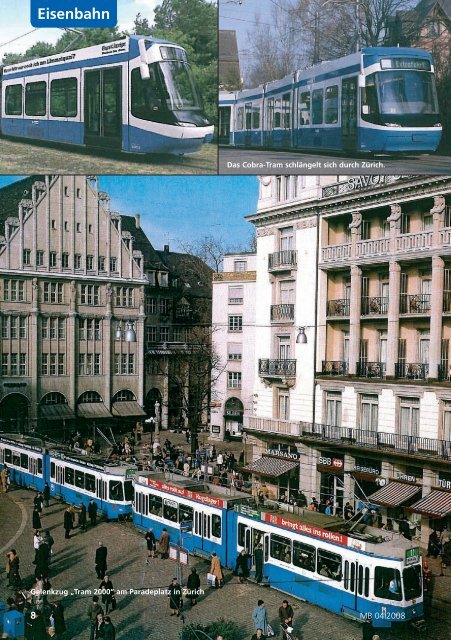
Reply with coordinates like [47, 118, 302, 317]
[270, 534, 292, 563]
[374, 567, 402, 600]
[317, 549, 342, 581]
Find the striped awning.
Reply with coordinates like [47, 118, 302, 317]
[39, 404, 75, 421]
[111, 401, 146, 418]
[369, 481, 421, 508]
[243, 456, 298, 477]
[406, 489, 451, 519]
[77, 402, 112, 419]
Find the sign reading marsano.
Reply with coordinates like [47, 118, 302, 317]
[137, 477, 224, 509]
[266, 448, 300, 461]
[322, 175, 413, 199]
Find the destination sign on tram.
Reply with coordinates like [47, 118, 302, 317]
[380, 58, 431, 71]
[137, 476, 225, 509]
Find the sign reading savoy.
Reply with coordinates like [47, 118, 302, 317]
[322, 175, 412, 198]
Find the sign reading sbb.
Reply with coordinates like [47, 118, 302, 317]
[31, 0, 117, 28]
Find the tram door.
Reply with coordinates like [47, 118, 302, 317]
[84, 67, 122, 149]
[343, 560, 369, 617]
[96, 478, 108, 509]
[242, 526, 265, 574]
[341, 77, 358, 153]
[54, 465, 65, 497]
[219, 106, 231, 145]
[266, 98, 275, 147]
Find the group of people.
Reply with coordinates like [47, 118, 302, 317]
[427, 529, 451, 567]
[251, 599, 297, 640]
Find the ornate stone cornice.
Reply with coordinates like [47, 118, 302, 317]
[213, 271, 256, 282]
[256, 227, 275, 237]
[294, 219, 317, 229]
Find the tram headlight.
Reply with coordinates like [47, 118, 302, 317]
[384, 122, 401, 127]
[434, 123, 442, 127]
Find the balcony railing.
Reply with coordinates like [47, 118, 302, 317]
[259, 359, 296, 378]
[321, 244, 351, 262]
[270, 304, 295, 322]
[443, 292, 451, 312]
[396, 231, 432, 252]
[356, 362, 386, 378]
[438, 364, 451, 381]
[361, 296, 388, 315]
[268, 250, 297, 270]
[395, 362, 429, 380]
[356, 237, 390, 257]
[327, 299, 350, 317]
[246, 416, 451, 461]
[400, 293, 431, 314]
[321, 361, 348, 375]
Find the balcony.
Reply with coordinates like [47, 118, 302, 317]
[438, 364, 451, 381]
[321, 243, 351, 263]
[356, 237, 390, 257]
[270, 304, 295, 322]
[356, 362, 386, 378]
[361, 296, 388, 315]
[443, 292, 451, 312]
[400, 294, 431, 314]
[259, 359, 296, 379]
[327, 299, 350, 317]
[395, 362, 429, 380]
[268, 250, 297, 271]
[321, 361, 348, 376]
[246, 416, 451, 461]
[396, 231, 432, 252]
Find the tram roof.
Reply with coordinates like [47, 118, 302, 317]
[49, 449, 138, 475]
[0, 433, 48, 453]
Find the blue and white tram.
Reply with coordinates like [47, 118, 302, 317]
[49, 451, 136, 520]
[0, 435, 46, 491]
[133, 474, 245, 566]
[0, 36, 214, 155]
[219, 47, 442, 154]
[230, 509, 423, 629]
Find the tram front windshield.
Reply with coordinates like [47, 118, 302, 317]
[124, 480, 134, 502]
[403, 565, 422, 600]
[158, 61, 202, 111]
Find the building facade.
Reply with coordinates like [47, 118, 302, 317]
[211, 253, 256, 439]
[244, 174, 451, 546]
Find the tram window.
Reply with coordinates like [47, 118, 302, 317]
[252, 107, 260, 129]
[50, 462, 55, 479]
[237, 107, 244, 130]
[325, 85, 338, 124]
[344, 561, 349, 589]
[212, 514, 221, 538]
[362, 74, 378, 118]
[20, 454, 28, 469]
[37, 458, 42, 475]
[350, 563, 355, 591]
[5, 85, 23, 115]
[270, 534, 292, 563]
[293, 541, 315, 572]
[50, 77, 77, 117]
[85, 473, 96, 493]
[25, 81, 47, 117]
[403, 565, 421, 600]
[317, 549, 342, 581]
[299, 92, 311, 125]
[282, 93, 290, 128]
[179, 504, 193, 523]
[109, 481, 124, 502]
[12, 452, 20, 467]
[364, 567, 370, 597]
[238, 523, 246, 546]
[312, 89, 323, 125]
[4, 449, 12, 463]
[64, 467, 74, 485]
[245, 104, 252, 130]
[358, 565, 364, 595]
[75, 470, 85, 489]
[374, 567, 402, 601]
[149, 495, 162, 516]
[274, 99, 281, 128]
[124, 481, 134, 502]
[163, 499, 178, 522]
[131, 67, 164, 121]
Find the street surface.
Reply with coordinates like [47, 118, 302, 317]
[0, 138, 217, 175]
[219, 147, 451, 175]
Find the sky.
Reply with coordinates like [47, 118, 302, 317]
[0, 0, 161, 57]
[0, 175, 260, 252]
[220, 0, 275, 68]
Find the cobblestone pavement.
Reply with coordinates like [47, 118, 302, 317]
[0, 138, 217, 175]
[0, 487, 450, 640]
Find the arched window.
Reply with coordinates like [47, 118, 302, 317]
[78, 391, 102, 404]
[112, 390, 136, 403]
[41, 392, 68, 405]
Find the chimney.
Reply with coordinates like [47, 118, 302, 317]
[135, 214, 141, 229]
[164, 244, 169, 253]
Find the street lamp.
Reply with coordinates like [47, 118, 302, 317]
[296, 327, 308, 344]
[115, 321, 137, 342]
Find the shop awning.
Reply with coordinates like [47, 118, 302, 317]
[406, 489, 451, 519]
[77, 403, 112, 419]
[39, 404, 76, 421]
[368, 481, 421, 508]
[243, 456, 298, 478]
[111, 401, 146, 418]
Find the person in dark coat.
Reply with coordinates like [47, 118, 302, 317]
[279, 600, 294, 639]
[254, 543, 264, 583]
[51, 601, 66, 639]
[34, 541, 49, 579]
[235, 549, 250, 583]
[8, 549, 21, 588]
[43, 483, 51, 508]
[63, 507, 73, 539]
[87, 596, 104, 640]
[79, 503, 87, 532]
[103, 616, 115, 640]
[168, 578, 183, 616]
[145, 528, 156, 561]
[94, 613, 105, 639]
[43, 530, 54, 561]
[427, 530, 441, 558]
[186, 567, 201, 606]
[95, 542, 108, 579]
[34, 493, 44, 514]
[31, 610, 48, 640]
[99, 576, 115, 614]
[88, 500, 98, 527]
[158, 528, 170, 559]
[32, 507, 42, 531]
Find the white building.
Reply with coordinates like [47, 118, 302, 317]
[211, 253, 256, 439]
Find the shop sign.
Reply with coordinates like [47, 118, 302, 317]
[267, 448, 300, 460]
[396, 472, 418, 483]
[319, 456, 344, 469]
[438, 478, 451, 490]
[211, 426, 220, 434]
[354, 464, 380, 475]
[405, 547, 420, 566]
[235, 504, 261, 519]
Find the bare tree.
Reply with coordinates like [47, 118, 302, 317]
[359, 0, 413, 46]
[178, 235, 232, 272]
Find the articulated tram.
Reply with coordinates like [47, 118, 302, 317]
[0, 35, 213, 155]
[219, 47, 442, 154]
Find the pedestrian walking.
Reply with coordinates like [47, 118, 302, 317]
[87, 596, 104, 640]
[235, 549, 250, 583]
[33, 530, 43, 563]
[88, 499, 98, 527]
[32, 610, 48, 640]
[158, 528, 170, 559]
[95, 542, 108, 579]
[7, 549, 21, 588]
[99, 576, 115, 614]
[34, 493, 44, 514]
[252, 600, 269, 637]
[255, 543, 264, 584]
[1, 464, 10, 492]
[63, 507, 73, 539]
[94, 613, 105, 639]
[43, 483, 51, 508]
[43, 530, 54, 560]
[209, 551, 224, 588]
[79, 503, 87, 531]
[279, 600, 294, 639]
[145, 528, 156, 562]
[103, 616, 116, 640]
[251, 631, 265, 640]
[186, 567, 201, 606]
[51, 601, 66, 639]
[32, 506, 42, 531]
[34, 540, 49, 579]
[168, 578, 183, 616]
